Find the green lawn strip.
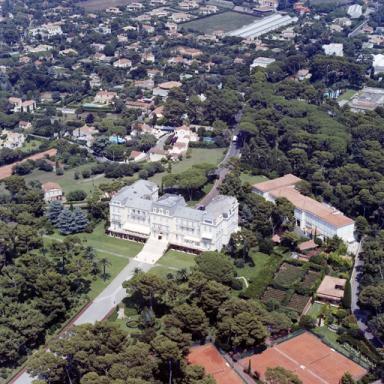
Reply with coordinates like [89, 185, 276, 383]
[240, 173, 268, 185]
[239, 251, 282, 298]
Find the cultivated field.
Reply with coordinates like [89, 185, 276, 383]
[79, 0, 133, 11]
[181, 11, 258, 34]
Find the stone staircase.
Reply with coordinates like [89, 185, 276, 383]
[134, 236, 169, 264]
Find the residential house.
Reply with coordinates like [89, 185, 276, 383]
[153, 81, 182, 98]
[171, 12, 191, 23]
[141, 51, 155, 63]
[316, 276, 347, 305]
[42, 182, 63, 202]
[19, 121, 32, 130]
[72, 125, 99, 147]
[129, 150, 148, 162]
[178, 0, 199, 10]
[108, 180, 239, 252]
[94, 90, 117, 105]
[113, 58, 132, 68]
[8, 97, 37, 113]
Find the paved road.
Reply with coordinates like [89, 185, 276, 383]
[197, 120, 242, 207]
[350, 240, 384, 348]
[10, 258, 153, 384]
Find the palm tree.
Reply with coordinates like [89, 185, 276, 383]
[99, 258, 111, 281]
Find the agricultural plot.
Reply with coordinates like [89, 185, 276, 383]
[301, 270, 322, 290]
[261, 286, 287, 304]
[287, 293, 311, 314]
[181, 11, 258, 34]
[273, 263, 305, 288]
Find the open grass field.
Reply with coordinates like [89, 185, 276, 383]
[240, 173, 268, 185]
[79, 0, 133, 11]
[23, 162, 119, 195]
[151, 249, 196, 278]
[181, 11, 258, 34]
[149, 147, 225, 184]
[20, 139, 44, 153]
[238, 250, 282, 298]
[338, 89, 357, 101]
[44, 222, 143, 299]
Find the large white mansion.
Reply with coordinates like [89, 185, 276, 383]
[109, 180, 239, 253]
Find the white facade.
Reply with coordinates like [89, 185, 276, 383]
[109, 180, 239, 252]
[373, 54, 384, 75]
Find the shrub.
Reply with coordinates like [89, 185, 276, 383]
[231, 278, 243, 291]
[67, 190, 87, 202]
[82, 169, 91, 179]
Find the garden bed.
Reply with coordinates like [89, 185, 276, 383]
[273, 263, 305, 288]
[261, 286, 287, 304]
[286, 293, 312, 314]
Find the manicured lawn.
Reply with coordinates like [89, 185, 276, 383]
[44, 222, 143, 299]
[312, 327, 350, 356]
[149, 148, 225, 185]
[238, 250, 282, 298]
[151, 250, 196, 278]
[338, 89, 357, 101]
[240, 173, 268, 185]
[23, 162, 117, 195]
[307, 302, 325, 318]
[181, 11, 258, 34]
[20, 139, 44, 153]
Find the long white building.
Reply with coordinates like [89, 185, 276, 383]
[228, 14, 297, 39]
[109, 180, 239, 252]
[252, 174, 355, 243]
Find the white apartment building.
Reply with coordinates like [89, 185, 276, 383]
[252, 174, 355, 243]
[109, 180, 239, 252]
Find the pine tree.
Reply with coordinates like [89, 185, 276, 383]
[57, 208, 75, 235]
[73, 208, 89, 233]
[47, 201, 63, 226]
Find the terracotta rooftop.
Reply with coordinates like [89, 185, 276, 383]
[252, 174, 301, 193]
[42, 182, 62, 192]
[316, 275, 346, 300]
